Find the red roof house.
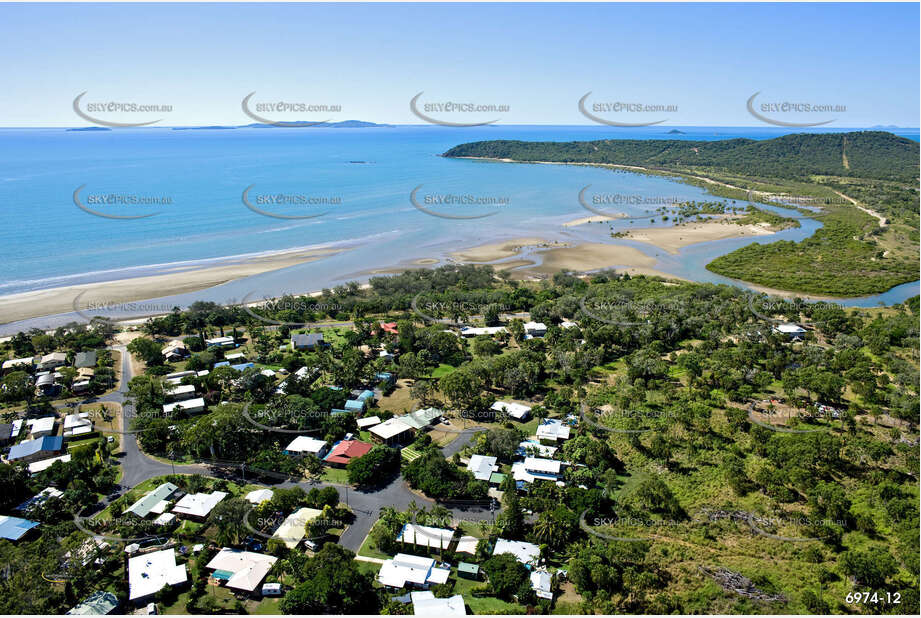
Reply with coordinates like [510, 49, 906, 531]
[323, 440, 373, 466]
[379, 322, 399, 335]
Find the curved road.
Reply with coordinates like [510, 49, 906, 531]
[100, 344, 492, 552]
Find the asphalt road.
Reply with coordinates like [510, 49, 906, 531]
[101, 344, 493, 553]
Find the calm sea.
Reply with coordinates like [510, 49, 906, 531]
[0, 125, 918, 332]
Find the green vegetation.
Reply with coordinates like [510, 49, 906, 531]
[444, 131, 919, 296]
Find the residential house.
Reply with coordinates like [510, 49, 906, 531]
[378, 321, 399, 335]
[523, 322, 547, 337]
[400, 407, 442, 431]
[162, 341, 190, 362]
[124, 482, 179, 519]
[283, 436, 329, 458]
[397, 523, 477, 555]
[491, 401, 531, 422]
[467, 455, 499, 482]
[356, 416, 381, 430]
[0, 515, 39, 541]
[411, 591, 467, 616]
[34, 372, 57, 395]
[15, 487, 64, 512]
[38, 352, 68, 371]
[165, 383, 197, 402]
[2, 356, 34, 372]
[74, 351, 97, 369]
[459, 326, 507, 337]
[63, 413, 94, 438]
[6, 435, 63, 464]
[511, 457, 565, 486]
[271, 507, 323, 549]
[369, 417, 414, 446]
[530, 570, 554, 600]
[536, 419, 571, 443]
[772, 323, 807, 340]
[204, 336, 236, 348]
[245, 489, 274, 505]
[66, 591, 119, 615]
[492, 538, 540, 566]
[27, 454, 71, 474]
[377, 553, 450, 589]
[171, 491, 227, 520]
[291, 333, 324, 350]
[162, 397, 206, 416]
[127, 548, 188, 603]
[517, 440, 557, 458]
[323, 439, 373, 467]
[206, 548, 278, 595]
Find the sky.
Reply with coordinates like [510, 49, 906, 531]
[0, 2, 918, 127]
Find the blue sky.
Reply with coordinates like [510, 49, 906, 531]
[1, 2, 918, 127]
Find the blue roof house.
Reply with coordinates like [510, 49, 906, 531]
[7, 435, 64, 463]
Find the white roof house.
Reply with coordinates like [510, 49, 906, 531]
[467, 455, 499, 482]
[411, 591, 467, 615]
[517, 440, 557, 458]
[15, 487, 64, 512]
[284, 436, 328, 457]
[206, 548, 278, 593]
[28, 416, 56, 437]
[153, 513, 176, 526]
[772, 323, 807, 337]
[530, 570, 553, 600]
[536, 419, 571, 442]
[39, 352, 68, 368]
[370, 417, 413, 441]
[559, 321, 578, 329]
[356, 416, 382, 429]
[2, 356, 34, 371]
[204, 336, 235, 347]
[128, 548, 188, 601]
[493, 538, 540, 565]
[63, 413, 93, 437]
[511, 457, 564, 484]
[396, 523, 465, 552]
[377, 553, 450, 588]
[162, 397, 205, 415]
[172, 491, 227, 519]
[523, 321, 547, 336]
[165, 384, 196, 401]
[459, 326, 507, 337]
[491, 401, 531, 421]
[245, 489, 274, 504]
[27, 454, 71, 474]
[272, 507, 323, 549]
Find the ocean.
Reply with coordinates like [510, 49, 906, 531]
[0, 125, 918, 332]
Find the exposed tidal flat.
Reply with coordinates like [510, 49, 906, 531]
[0, 125, 917, 333]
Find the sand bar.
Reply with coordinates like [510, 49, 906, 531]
[450, 238, 566, 263]
[563, 215, 623, 227]
[624, 221, 775, 254]
[0, 247, 346, 324]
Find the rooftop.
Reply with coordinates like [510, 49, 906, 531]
[324, 439, 373, 465]
[172, 491, 227, 518]
[493, 538, 540, 565]
[128, 548, 188, 601]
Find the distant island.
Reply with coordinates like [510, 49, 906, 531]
[443, 131, 919, 297]
[66, 126, 111, 132]
[172, 120, 394, 130]
[666, 129, 686, 134]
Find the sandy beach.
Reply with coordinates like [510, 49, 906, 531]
[0, 247, 346, 324]
[449, 238, 567, 263]
[624, 221, 775, 254]
[563, 215, 622, 227]
[450, 237, 681, 281]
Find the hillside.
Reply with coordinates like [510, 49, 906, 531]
[443, 131, 919, 183]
